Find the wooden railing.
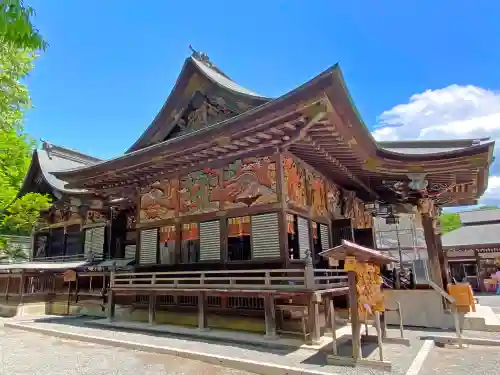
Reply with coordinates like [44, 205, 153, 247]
[111, 268, 348, 291]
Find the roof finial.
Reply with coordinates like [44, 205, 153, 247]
[189, 44, 210, 63]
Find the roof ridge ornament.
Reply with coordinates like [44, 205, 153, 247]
[188, 44, 231, 79]
[189, 44, 210, 64]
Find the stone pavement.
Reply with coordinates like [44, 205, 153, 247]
[419, 344, 500, 375]
[476, 294, 500, 315]
[4, 315, 500, 375]
[0, 324, 256, 375]
[4, 316, 427, 375]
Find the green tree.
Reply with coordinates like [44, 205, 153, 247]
[439, 212, 461, 234]
[0, 0, 46, 50]
[0, 2, 50, 238]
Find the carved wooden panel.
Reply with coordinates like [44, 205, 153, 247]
[308, 172, 327, 217]
[179, 169, 220, 216]
[216, 156, 277, 209]
[283, 156, 307, 208]
[326, 181, 342, 217]
[139, 179, 179, 222]
[85, 210, 105, 225]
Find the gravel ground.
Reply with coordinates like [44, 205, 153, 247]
[0, 325, 257, 375]
[420, 345, 500, 375]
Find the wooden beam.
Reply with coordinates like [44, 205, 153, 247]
[280, 112, 326, 149]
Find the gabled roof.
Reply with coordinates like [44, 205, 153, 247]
[126, 50, 272, 153]
[379, 138, 492, 155]
[442, 222, 500, 248]
[52, 61, 495, 207]
[319, 240, 398, 264]
[458, 208, 500, 225]
[18, 141, 101, 197]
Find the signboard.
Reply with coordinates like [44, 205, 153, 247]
[63, 270, 77, 282]
[328, 258, 339, 267]
[344, 256, 357, 271]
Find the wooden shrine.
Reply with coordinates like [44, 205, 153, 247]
[4, 50, 494, 342]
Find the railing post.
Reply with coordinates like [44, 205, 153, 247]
[151, 273, 156, 285]
[265, 271, 270, 286]
[264, 294, 277, 339]
[198, 291, 207, 331]
[304, 249, 315, 290]
[107, 262, 116, 321]
[148, 293, 156, 325]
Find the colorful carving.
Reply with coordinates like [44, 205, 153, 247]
[352, 198, 372, 229]
[342, 190, 356, 219]
[126, 211, 136, 229]
[283, 156, 307, 208]
[214, 157, 277, 209]
[86, 210, 105, 225]
[228, 216, 251, 237]
[326, 182, 342, 217]
[140, 179, 179, 222]
[356, 262, 384, 314]
[179, 169, 220, 215]
[308, 173, 327, 217]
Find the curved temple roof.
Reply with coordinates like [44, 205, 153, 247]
[51, 55, 495, 206]
[127, 51, 272, 153]
[19, 141, 101, 198]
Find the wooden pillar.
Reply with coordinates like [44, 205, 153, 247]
[329, 299, 338, 355]
[19, 271, 25, 305]
[107, 291, 115, 321]
[264, 295, 277, 338]
[5, 273, 11, 302]
[275, 153, 289, 267]
[475, 250, 485, 292]
[308, 293, 321, 344]
[198, 292, 207, 330]
[323, 294, 332, 334]
[434, 228, 450, 287]
[148, 293, 156, 324]
[348, 271, 361, 359]
[422, 215, 444, 290]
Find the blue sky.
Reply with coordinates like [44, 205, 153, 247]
[24, 1, 500, 204]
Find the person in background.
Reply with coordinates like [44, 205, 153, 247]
[495, 268, 500, 295]
[409, 268, 415, 289]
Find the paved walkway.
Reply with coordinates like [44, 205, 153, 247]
[476, 294, 500, 315]
[0, 324, 256, 375]
[4, 316, 427, 375]
[419, 344, 500, 375]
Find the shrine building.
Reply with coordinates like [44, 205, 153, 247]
[0, 49, 494, 340]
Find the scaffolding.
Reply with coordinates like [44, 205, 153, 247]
[373, 214, 430, 284]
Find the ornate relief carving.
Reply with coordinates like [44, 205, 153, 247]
[308, 172, 327, 217]
[178, 93, 237, 134]
[140, 180, 179, 222]
[85, 210, 105, 225]
[353, 198, 372, 229]
[417, 198, 437, 217]
[214, 157, 277, 208]
[326, 181, 342, 217]
[179, 169, 220, 216]
[126, 210, 136, 229]
[342, 190, 356, 219]
[283, 156, 307, 208]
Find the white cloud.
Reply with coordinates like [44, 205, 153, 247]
[372, 84, 500, 205]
